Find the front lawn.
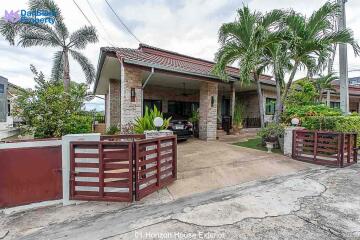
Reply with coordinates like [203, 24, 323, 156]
[233, 137, 283, 154]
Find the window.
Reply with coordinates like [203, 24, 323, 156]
[265, 98, 276, 115]
[330, 101, 340, 109]
[0, 84, 4, 93]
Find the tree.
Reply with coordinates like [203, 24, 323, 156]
[281, 1, 360, 105]
[213, 6, 284, 127]
[0, 0, 98, 91]
[261, 42, 292, 123]
[312, 73, 337, 103]
[14, 65, 92, 138]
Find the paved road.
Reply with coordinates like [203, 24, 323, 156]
[11, 165, 360, 239]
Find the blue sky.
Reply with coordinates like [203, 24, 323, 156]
[1, 0, 360, 111]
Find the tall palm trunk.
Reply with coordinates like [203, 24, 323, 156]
[255, 73, 265, 128]
[63, 47, 70, 91]
[274, 74, 282, 123]
[282, 61, 300, 102]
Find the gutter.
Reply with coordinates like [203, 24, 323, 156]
[141, 67, 155, 116]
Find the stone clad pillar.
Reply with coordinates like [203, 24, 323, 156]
[199, 81, 218, 140]
[121, 64, 142, 130]
[109, 79, 120, 127]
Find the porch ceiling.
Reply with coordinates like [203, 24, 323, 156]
[145, 72, 201, 90]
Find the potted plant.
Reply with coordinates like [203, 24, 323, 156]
[189, 110, 200, 138]
[257, 123, 285, 153]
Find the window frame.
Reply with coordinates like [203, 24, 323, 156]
[265, 98, 276, 115]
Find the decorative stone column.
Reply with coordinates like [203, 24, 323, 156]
[199, 81, 218, 140]
[109, 79, 120, 127]
[120, 64, 142, 130]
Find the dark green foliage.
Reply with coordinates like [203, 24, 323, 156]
[257, 123, 285, 141]
[133, 106, 171, 134]
[302, 114, 360, 145]
[282, 104, 341, 124]
[14, 68, 92, 138]
[106, 125, 120, 135]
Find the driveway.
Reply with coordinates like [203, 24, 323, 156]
[5, 165, 359, 239]
[170, 139, 315, 198]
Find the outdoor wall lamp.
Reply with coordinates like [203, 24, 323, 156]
[211, 96, 215, 107]
[131, 88, 135, 102]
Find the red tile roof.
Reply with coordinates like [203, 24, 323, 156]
[100, 44, 273, 82]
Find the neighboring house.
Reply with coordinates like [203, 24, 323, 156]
[0, 76, 24, 140]
[94, 44, 275, 140]
[324, 78, 360, 112]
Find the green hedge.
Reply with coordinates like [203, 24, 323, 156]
[282, 104, 341, 124]
[302, 114, 360, 145]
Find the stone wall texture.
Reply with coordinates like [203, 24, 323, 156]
[199, 81, 218, 140]
[121, 65, 143, 129]
[109, 79, 120, 127]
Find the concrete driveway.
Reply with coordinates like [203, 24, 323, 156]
[8, 165, 360, 240]
[170, 139, 315, 199]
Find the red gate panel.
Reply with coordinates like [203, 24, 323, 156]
[0, 145, 62, 208]
[134, 136, 177, 201]
[70, 141, 133, 202]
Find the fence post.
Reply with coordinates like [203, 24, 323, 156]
[347, 134, 351, 164]
[98, 142, 104, 197]
[355, 133, 358, 163]
[156, 139, 161, 186]
[292, 130, 296, 159]
[313, 131, 318, 162]
[172, 137, 177, 179]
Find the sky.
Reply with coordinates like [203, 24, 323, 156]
[1, 0, 360, 111]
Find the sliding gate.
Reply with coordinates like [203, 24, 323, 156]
[69, 135, 177, 202]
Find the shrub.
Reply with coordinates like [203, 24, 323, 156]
[257, 123, 285, 142]
[302, 115, 360, 145]
[282, 104, 341, 124]
[133, 106, 171, 133]
[106, 125, 120, 135]
[285, 79, 319, 107]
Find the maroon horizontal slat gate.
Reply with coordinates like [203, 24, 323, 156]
[135, 136, 177, 201]
[292, 130, 357, 167]
[69, 135, 177, 202]
[70, 141, 133, 202]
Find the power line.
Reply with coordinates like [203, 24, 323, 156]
[104, 0, 141, 43]
[72, 0, 93, 27]
[72, 0, 115, 47]
[85, 0, 116, 47]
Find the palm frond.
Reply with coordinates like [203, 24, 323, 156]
[69, 50, 95, 84]
[51, 51, 64, 82]
[213, 42, 241, 81]
[68, 26, 98, 49]
[307, 1, 339, 37]
[29, 0, 68, 42]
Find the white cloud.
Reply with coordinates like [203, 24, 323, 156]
[1, 0, 360, 103]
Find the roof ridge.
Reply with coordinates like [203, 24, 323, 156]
[138, 43, 239, 71]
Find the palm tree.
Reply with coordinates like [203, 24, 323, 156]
[312, 73, 337, 103]
[0, 0, 98, 91]
[213, 6, 284, 127]
[261, 42, 292, 123]
[281, 1, 360, 104]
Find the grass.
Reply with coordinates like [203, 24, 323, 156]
[233, 137, 283, 154]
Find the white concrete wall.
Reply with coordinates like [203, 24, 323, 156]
[283, 127, 305, 157]
[61, 133, 100, 206]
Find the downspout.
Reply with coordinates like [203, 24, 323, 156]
[141, 67, 155, 116]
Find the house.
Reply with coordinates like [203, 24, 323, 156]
[323, 78, 360, 112]
[93, 44, 276, 140]
[93, 44, 360, 140]
[0, 76, 24, 140]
